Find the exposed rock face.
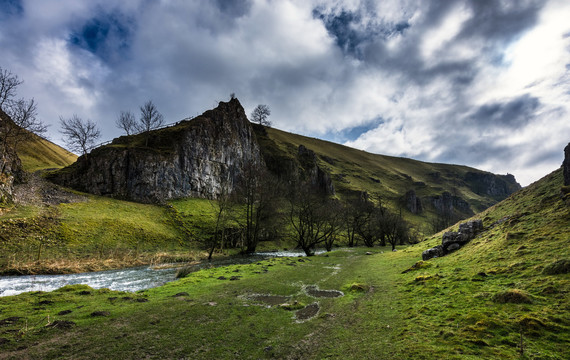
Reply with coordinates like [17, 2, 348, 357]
[50, 99, 262, 203]
[297, 145, 335, 195]
[0, 109, 23, 206]
[562, 143, 570, 186]
[430, 191, 473, 216]
[464, 172, 521, 197]
[422, 219, 483, 261]
[405, 189, 423, 214]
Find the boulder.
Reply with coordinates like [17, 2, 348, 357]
[446, 243, 461, 253]
[458, 219, 484, 239]
[422, 219, 484, 260]
[422, 245, 443, 261]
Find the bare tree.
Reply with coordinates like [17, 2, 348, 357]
[207, 182, 233, 261]
[0, 68, 48, 156]
[116, 110, 137, 136]
[288, 184, 338, 256]
[1, 98, 48, 155]
[59, 115, 101, 155]
[137, 100, 164, 146]
[233, 162, 283, 253]
[0, 67, 22, 109]
[250, 104, 271, 126]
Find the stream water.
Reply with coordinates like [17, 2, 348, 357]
[0, 249, 326, 297]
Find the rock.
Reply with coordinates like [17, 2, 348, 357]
[405, 189, 423, 214]
[464, 171, 521, 197]
[422, 245, 443, 261]
[430, 191, 474, 217]
[458, 219, 484, 239]
[446, 243, 461, 252]
[562, 143, 570, 186]
[423, 220, 484, 260]
[0, 109, 23, 206]
[298, 145, 335, 195]
[49, 99, 263, 203]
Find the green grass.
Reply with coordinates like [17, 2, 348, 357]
[0, 166, 566, 359]
[16, 135, 76, 172]
[0, 195, 202, 274]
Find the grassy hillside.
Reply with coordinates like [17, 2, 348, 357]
[16, 134, 76, 172]
[0, 167, 566, 359]
[397, 167, 569, 358]
[257, 125, 519, 231]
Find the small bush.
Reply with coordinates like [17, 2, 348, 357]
[493, 289, 532, 304]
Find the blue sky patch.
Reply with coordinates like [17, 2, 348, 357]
[0, 0, 23, 20]
[69, 10, 134, 63]
[322, 117, 384, 143]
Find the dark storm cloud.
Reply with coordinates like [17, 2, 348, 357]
[0, 0, 23, 19]
[69, 9, 135, 63]
[468, 94, 540, 128]
[457, 0, 544, 43]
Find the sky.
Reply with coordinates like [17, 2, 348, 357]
[1, 0, 569, 186]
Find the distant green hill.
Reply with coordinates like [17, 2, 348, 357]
[255, 124, 520, 231]
[16, 133, 76, 172]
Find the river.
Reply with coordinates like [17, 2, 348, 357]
[0, 249, 326, 297]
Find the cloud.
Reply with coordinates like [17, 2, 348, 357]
[0, 0, 568, 187]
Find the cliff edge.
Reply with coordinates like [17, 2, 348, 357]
[50, 99, 262, 203]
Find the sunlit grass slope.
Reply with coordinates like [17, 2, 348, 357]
[16, 134, 76, 172]
[0, 196, 209, 274]
[395, 167, 569, 358]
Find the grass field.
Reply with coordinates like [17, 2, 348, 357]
[0, 168, 567, 359]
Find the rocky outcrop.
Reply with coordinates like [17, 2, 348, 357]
[422, 219, 483, 261]
[405, 189, 422, 214]
[297, 145, 335, 195]
[562, 143, 570, 186]
[0, 109, 23, 206]
[464, 172, 521, 198]
[430, 191, 473, 217]
[50, 99, 262, 203]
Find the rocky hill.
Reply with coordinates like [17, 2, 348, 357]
[49, 99, 520, 226]
[50, 99, 262, 203]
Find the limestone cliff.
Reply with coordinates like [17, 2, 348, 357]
[464, 171, 521, 198]
[0, 109, 23, 206]
[50, 99, 262, 203]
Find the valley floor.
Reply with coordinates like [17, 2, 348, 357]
[0, 246, 567, 359]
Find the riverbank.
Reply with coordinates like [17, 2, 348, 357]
[0, 250, 204, 276]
